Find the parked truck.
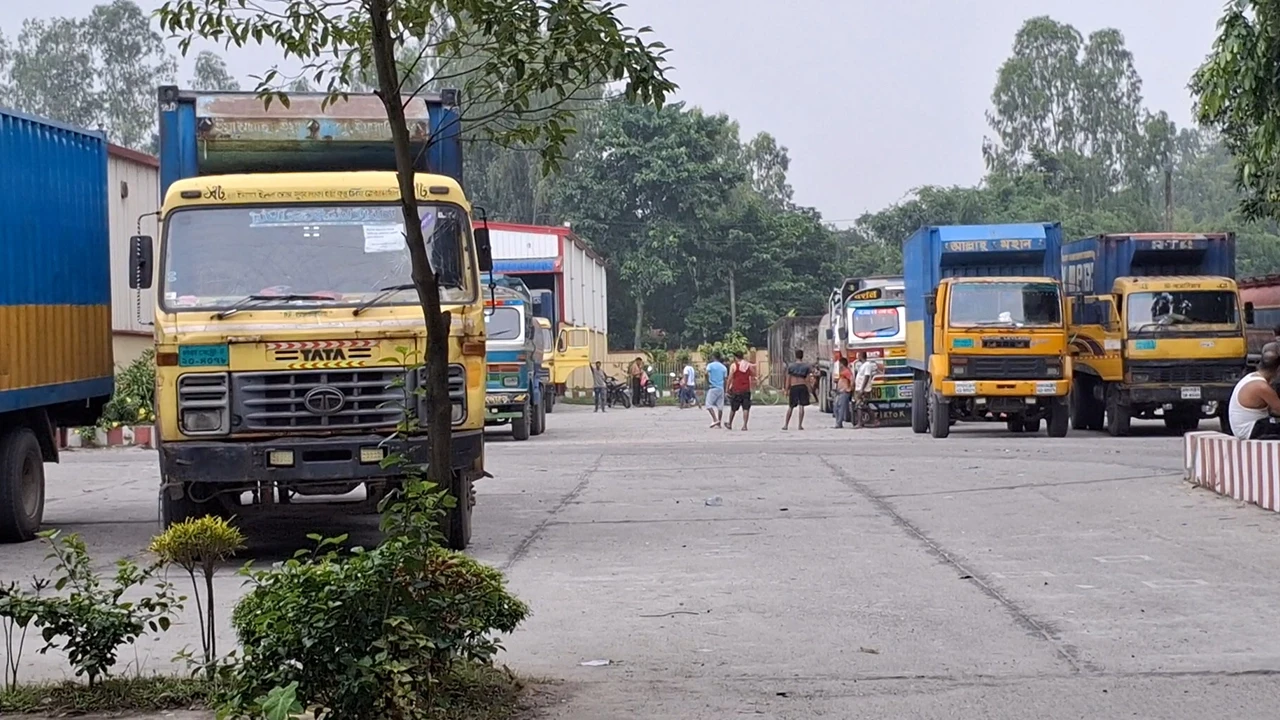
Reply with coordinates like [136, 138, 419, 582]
[128, 87, 493, 549]
[0, 108, 114, 542]
[1238, 274, 1280, 368]
[905, 223, 1072, 439]
[482, 274, 546, 439]
[815, 276, 912, 424]
[1063, 233, 1250, 436]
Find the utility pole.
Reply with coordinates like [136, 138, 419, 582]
[1163, 163, 1174, 232]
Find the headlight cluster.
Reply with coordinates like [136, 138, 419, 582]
[177, 373, 230, 436]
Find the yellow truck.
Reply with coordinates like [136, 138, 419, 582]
[1063, 233, 1251, 436]
[128, 87, 490, 548]
[905, 223, 1073, 438]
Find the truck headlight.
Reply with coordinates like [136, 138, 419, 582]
[1044, 358, 1062, 378]
[950, 359, 968, 377]
[182, 409, 225, 434]
[1129, 372, 1151, 384]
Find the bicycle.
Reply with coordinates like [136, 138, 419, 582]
[755, 377, 782, 405]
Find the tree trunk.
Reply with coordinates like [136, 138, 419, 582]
[368, 0, 453, 490]
[728, 269, 737, 331]
[633, 296, 645, 350]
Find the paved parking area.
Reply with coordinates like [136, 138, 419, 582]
[7, 404, 1280, 717]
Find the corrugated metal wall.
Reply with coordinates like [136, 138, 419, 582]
[108, 151, 160, 335]
[561, 238, 607, 334]
[0, 108, 113, 404]
[767, 316, 822, 388]
[491, 227, 558, 259]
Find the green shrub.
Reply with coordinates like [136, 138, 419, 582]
[100, 350, 156, 427]
[697, 330, 749, 362]
[215, 482, 528, 719]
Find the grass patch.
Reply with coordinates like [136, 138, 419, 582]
[0, 675, 212, 715]
[0, 664, 529, 718]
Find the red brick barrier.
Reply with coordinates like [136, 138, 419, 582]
[1183, 430, 1280, 512]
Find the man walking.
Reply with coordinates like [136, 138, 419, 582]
[833, 356, 854, 428]
[783, 349, 815, 430]
[853, 351, 880, 428]
[591, 360, 608, 412]
[704, 353, 727, 428]
[680, 360, 698, 408]
[726, 351, 754, 431]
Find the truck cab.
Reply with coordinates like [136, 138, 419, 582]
[1064, 233, 1250, 435]
[905, 224, 1073, 439]
[817, 278, 912, 424]
[482, 276, 545, 439]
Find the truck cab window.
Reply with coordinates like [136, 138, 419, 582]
[484, 307, 523, 342]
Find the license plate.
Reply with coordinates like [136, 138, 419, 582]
[1035, 382, 1058, 396]
[898, 383, 913, 400]
[954, 381, 977, 395]
[1181, 386, 1201, 400]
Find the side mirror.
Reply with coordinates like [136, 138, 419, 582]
[129, 235, 154, 290]
[825, 328, 834, 340]
[1245, 301, 1256, 326]
[924, 291, 937, 317]
[473, 227, 494, 273]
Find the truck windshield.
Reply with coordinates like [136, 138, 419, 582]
[161, 203, 472, 311]
[949, 281, 1062, 328]
[1127, 291, 1237, 332]
[485, 307, 523, 342]
[849, 306, 901, 339]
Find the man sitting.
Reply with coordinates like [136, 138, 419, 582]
[1228, 343, 1280, 440]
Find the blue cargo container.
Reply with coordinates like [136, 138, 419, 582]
[157, 86, 464, 193]
[0, 107, 113, 542]
[903, 222, 1063, 370]
[1062, 233, 1235, 306]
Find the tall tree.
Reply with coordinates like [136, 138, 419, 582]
[1192, 0, 1280, 221]
[5, 17, 99, 130]
[986, 16, 1084, 168]
[158, 0, 674, 522]
[741, 131, 793, 208]
[191, 50, 239, 91]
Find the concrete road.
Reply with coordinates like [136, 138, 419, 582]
[7, 403, 1280, 718]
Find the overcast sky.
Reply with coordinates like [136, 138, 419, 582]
[3, 0, 1225, 223]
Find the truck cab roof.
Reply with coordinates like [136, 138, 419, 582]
[1112, 276, 1239, 292]
[940, 276, 1061, 285]
[162, 171, 468, 210]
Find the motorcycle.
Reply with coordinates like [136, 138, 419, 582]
[638, 366, 658, 408]
[605, 375, 632, 409]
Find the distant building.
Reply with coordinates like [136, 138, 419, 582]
[107, 144, 159, 366]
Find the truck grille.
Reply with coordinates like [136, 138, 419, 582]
[233, 368, 407, 431]
[1128, 363, 1242, 384]
[958, 355, 1055, 380]
[417, 365, 469, 424]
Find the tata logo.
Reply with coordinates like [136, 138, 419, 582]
[303, 386, 346, 415]
[302, 348, 347, 361]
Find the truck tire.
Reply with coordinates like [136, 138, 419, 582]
[929, 391, 950, 439]
[1070, 382, 1087, 431]
[1023, 417, 1042, 433]
[545, 390, 555, 414]
[1047, 397, 1069, 438]
[1084, 387, 1106, 431]
[511, 398, 531, 441]
[0, 428, 45, 544]
[1105, 385, 1130, 437]
[443, 470, 474, 550]
[1007, 418, 1024, 433]
[1219, 404, 1231, 435]
[911, 374, 928, 434]
[531, 393, 546, 436]
[160, 479, 223, 527]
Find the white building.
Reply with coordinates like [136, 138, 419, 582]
[107, 144, 160, 366]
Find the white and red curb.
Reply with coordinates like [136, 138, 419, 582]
[58, 425, 157, 450]
[1184, 430, 1280, 512]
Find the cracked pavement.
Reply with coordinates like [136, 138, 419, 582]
[7, 403, 1280, 718]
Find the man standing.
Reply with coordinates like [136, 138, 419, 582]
[782, 349, 814, 431]
[681, 360, 698, 409]
[591, 360, 608, 413]
[726, 351, 754, 431]
[704, 353, 728, 428]
[833, 357, 854, 429]
[628, 357, 644, 407]
[1228, 343, 1280, 439]
[853, 351, 880, 428]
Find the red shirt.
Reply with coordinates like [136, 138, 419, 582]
[729, 361, 753, 393]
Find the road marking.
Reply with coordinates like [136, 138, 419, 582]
[991, 571, 1056, 579]
[1093, 555, 1152, 563]
[1076, 584, 1096, 589]
[1142, 579, 1209, 589]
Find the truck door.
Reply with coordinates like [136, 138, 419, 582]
[553, 326, 592, 386]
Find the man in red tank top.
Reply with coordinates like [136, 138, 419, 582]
[725, 351, 754, 431]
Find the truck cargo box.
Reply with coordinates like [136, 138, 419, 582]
[0, 108, 113, 419]
[1062, 232, 1236, 299]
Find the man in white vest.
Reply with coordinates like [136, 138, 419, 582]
[1228, 343, 1280, 440]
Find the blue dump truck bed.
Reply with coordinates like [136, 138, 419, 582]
[1062, 233, 1237, 297]
[157, 86, 464, 194]
[903, 222, 1063, 369]
[0, 108, 113, 416]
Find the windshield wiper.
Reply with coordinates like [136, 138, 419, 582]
[353, 284, 417, 316]
[213, 294, 337, 320]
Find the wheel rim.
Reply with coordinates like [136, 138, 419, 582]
[19, 453, 39, 517]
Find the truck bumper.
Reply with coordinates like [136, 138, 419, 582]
[484, 391, 528, 422]
[1121, 383, 1233, 406]
[160, 429, 483, 484]
[940, 378, 1070, 398]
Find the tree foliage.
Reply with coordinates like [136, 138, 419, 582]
[190, 50, 239, 91]
[0, 1, 175, 149]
